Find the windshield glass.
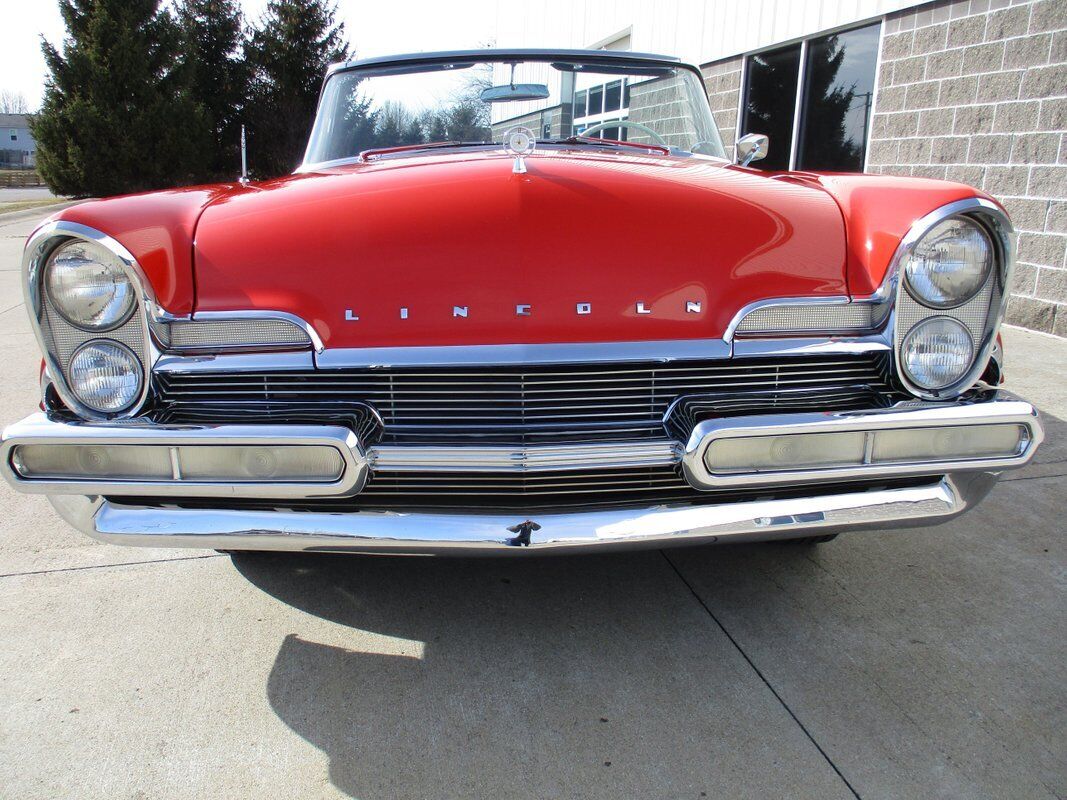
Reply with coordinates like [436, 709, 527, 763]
[304, 55, 725, 166]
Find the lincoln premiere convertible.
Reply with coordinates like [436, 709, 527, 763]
[0, 49, 1044, 552]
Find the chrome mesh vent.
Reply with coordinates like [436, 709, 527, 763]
[735, 302, 882, 334]
[895, 267, 999, 359]
[153, 353, 898, 444]
[159, 318, 311, 351]
[41, 293, 147, 372]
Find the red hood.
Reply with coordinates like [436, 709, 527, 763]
[191, 149, 849, 348]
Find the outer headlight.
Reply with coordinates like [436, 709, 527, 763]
[68, 341, 143, 413]
[904, 217, 993, 309]
[44, 240, 136, 330]
[901, 317, 974, 391]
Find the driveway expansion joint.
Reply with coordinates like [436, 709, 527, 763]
[0, 553, 224, 579]
[660, 548, 864, 800]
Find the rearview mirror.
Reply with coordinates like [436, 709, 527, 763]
[480, 84, 551, 103]
[735, 133, 769, 167]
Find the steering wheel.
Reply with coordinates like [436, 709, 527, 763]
[578, 120, 669, 147]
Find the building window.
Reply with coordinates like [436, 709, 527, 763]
[741, 22, 880, 172]
[573, 78, 630, 140]
[740, 45, 801, 171]
[9, 129, 16, 142]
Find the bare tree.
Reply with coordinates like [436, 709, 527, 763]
[0, 91, 29, 114]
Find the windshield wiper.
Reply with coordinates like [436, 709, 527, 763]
[541, 136, 671, 155]
[359, 141, 492, 161]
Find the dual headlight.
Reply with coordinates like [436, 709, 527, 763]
[43, 240, 143, 413]
[899, 216, 994, 392]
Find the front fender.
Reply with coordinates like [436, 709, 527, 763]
[45, 184, 241, 314]
[794, 173, 1000, 296]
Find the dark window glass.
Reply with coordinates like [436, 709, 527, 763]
[741, 44, 801, 171]
[602, 126, 620, 140]
[604, 80, 622, 112]
[623, 81, 631, 108]
[574, 90, 587, 119]
[588, 85, 604, 116]
[797, 22, 880, 171]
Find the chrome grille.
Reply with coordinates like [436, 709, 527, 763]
[153, 353, 896, 443]
[363, 465, 696, 508]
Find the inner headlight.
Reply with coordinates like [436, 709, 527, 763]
[44, 240, 136, 330]
[68, 341, 143, 413]
[904, 217, 992, 308]
[901, 317, 974, 391]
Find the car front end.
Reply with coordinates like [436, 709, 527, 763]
[0, 50, 1043, 553]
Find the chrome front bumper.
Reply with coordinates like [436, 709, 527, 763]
[44, 473, 995, 553]
[0, 395, 1043, 553]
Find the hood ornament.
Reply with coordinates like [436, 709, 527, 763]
[504, 126, 535, 174]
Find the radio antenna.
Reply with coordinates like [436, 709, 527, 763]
[239, 125, 249, 185]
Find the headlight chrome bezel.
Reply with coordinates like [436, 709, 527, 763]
[23, 221, 156, 421]
[889, 198, 1014, 401]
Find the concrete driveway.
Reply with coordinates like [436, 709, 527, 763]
[0, 207, 1064, 799]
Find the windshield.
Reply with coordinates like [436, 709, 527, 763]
[303, 55, 725, 166]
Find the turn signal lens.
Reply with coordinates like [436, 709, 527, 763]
[45, 240, 136, 330]
[870, 424, 1026, 463]
[701, 424, 1028, 477]
[901, 317, 974, 391]
[12, 444, 172, 479]
[11, 444, 345, 483]
[176, 445, 344, 482]
[68, 341, 143, 413]
[704, 431, 866, 473]
[904, 217, 992, 309]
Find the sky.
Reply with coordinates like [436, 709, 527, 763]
[0, 0, 502, 112]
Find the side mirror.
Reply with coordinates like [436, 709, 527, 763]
[735, 133, 769, 167]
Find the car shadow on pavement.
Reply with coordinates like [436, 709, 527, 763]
[230, 544, 831, 799]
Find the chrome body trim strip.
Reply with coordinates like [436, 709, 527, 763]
[368, 440, 682, 473]
[313, 338, 732, 368]
[154, 351, 317, 373]
[680, 395, 1042, 489]
[731, 335, 891, 358]
[45, 473, 996, 553]
[22, 220, 161, 420]
[0, 413, 368, 498]
[148, 334, 894, 372]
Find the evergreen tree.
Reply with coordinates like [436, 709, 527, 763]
[245, 0, 349, 177]
[31, 0, 209, 197]
[174, 0, 248, 180]
[421, 110, 448, 143]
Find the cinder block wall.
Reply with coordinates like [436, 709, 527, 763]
[703, 57, 744, 161]
[868, 0, 1066, 336]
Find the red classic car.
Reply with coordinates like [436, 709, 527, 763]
[0, 49, 1044, 552]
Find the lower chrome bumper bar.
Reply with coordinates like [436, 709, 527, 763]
[47, 472, 995, 553]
